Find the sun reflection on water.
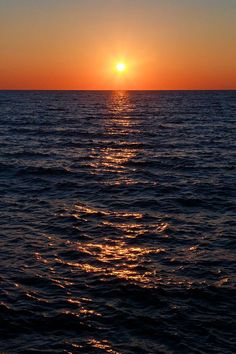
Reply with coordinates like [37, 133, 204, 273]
[55, 90, 171, 288]
[87, 339, 121, 354]
[90, 91, 140, 178]
[57, 202, 170, 288]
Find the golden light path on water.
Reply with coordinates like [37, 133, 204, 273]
[89, 91, 138, 175]
[57, 206, 168, 286]
[54, 91, 170, 289]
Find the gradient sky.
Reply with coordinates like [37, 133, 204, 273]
[0, 0, 236, 90]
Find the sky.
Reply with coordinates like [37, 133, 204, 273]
[0, 0, 236, 90]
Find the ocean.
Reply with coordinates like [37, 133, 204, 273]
[0, 90, 235, 353]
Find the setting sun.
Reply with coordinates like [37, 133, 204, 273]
[116, 63, 126, 72]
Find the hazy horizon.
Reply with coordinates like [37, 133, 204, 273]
[1, 89, 236, 92]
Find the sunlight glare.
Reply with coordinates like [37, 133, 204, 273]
[116, 63, 126, 72]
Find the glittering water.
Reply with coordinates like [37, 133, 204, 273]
[0, 90, 235, 353]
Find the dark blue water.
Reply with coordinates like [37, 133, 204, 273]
[0, 91, 235, 353]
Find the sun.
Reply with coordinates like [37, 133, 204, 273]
[116, 63, 126, 72]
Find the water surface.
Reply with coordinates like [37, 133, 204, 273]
[0, 91, 235, 353]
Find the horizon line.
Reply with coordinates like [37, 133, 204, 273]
[0, 89, 236, 92]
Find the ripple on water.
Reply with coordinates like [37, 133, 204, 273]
[0, 91, 235, 353]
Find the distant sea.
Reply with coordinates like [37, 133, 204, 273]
[0, 91, 235, 353]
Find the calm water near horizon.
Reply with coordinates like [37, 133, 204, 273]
[0, 90, 235, 353]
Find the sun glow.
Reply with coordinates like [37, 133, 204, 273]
[116, 63, 126, 72]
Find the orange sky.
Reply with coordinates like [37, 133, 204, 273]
[0, 0, 236, 90]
